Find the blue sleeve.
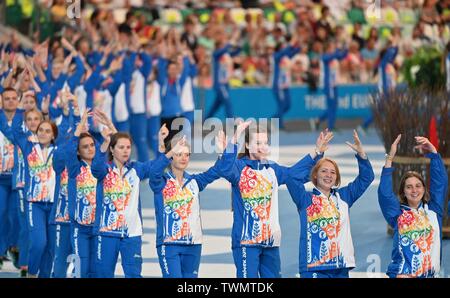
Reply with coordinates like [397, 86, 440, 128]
[213, 44, 231, 59]
[384, 46, 398, 64]
[148, 154, 171, 192]
[229, 45, 241, 57]
[287, 46, 301, 58]
[64, 135, 81, 178]
[91, 150, 108, 180]
[0, 110, 15, 141]
[286, 173, 310, 209]
[139, 52, 153, 78]
[274, 46, 295, 62]
[192, 159, 222, 192]
[179, 56, 190, 87]
[273, 153, 321, 185]
[427, 153, 448, 216]
[378, 167, 401, 228]
[156, 57, 168, 85]
[123, 51, 137, 84]
[83, 66, 103, 92]
[0, 110, 28, 151]
[67, 55, 85, 91]
[189, 62, 198, 78]
[88, 51, 102, 67]
[215, 143, 241, 185]
[55, 114, 71, 145]
[338, 155, 375, 208]
[53, 146, 66, 175]
[336, 48, 349, 60]
[106, 70, 123, 96]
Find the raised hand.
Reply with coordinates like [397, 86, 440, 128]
[166, 135, 187, 158]
[41, 95, 50, 115]
[158, 123, 169, 142]
[414, 136, 437, 154]
[385, 134, 401, 167]
[315, 128, 334, 154]
[93, 109, 117, 134]
[232, 120, 252, 145]
[346, 129, 367, 158]
[215, 130, 228, 153]
[74, 108, 91, 137]
[158, 123, 169, 153]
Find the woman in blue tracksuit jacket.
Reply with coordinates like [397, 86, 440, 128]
[315, 43, 348, 131]
[157, 54, 191, 141]
[91, 126, 166, 278]
[64, 109, 114, 278]
[129, 51, 153, 162]
[49, 100, 81, 278]
[215, 121, 324, 278]
[205, 41, 241, 120]
[272, 39, 300, 129]
[0, 108, 70, 277]
[378, 135, 448, 278]
[286, 130, 374, 278]
[360, 45, 398, 131]
[149, 128, 227, 278]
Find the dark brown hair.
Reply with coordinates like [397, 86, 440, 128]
[77, 132, 96, 157]
[398, 171, 430, 205]
[108, 132, 133, 161]
[238, 124, 270, 159]
[37, 120, 58, 143]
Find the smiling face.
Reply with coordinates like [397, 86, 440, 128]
[37, 122, 55, 146]
[22, 95, 37, 111]
[311, 158, 341, 194]
[315, 161, 337, 192]
[247, 132, 270, 160]
[403, 177, 425, 208]
[25, 110, 42, 133]
[171, 145, 190, 172]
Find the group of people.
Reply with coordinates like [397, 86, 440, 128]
[0, 82, 447, 278]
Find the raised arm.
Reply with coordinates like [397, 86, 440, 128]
[378, 134, 402, 227]
[278, 129, 333, 185]
[414, 136, 448, 216]
[339, 130, 375, 207]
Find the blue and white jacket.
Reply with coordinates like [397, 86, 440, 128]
[91, 152, 157, 238]
[157, 56, 190, 118]
[378, 153, 448, 278]
[218, 143, 320, 249]
[0, 110, 71, 203]
[320, 48, 348, 99]
[149, 154, 222, 247]
[287, 154, 374, 273]
[65, 135, 99, 228]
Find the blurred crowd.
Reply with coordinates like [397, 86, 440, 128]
[2, 0, 450, 88]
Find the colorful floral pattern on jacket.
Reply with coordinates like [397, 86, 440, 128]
[162, 178, 194, 243]
[239, 166, 274, 246]
[306, 194, 345, 268]
[27, 146, 54, 202]
[396, 208, 436, 277]
[55, 168, 70, 222]
[99, 168, 132, 233]
[0, 133, 14, 173]
[75, 165, 97, 225]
